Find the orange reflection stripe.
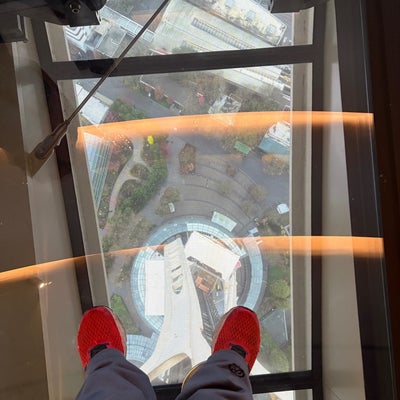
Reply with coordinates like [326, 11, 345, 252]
[76, 111, 373, 144]
[257, 235, 383, 257]
[0, 236, 383, 284]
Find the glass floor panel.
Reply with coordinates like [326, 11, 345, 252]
[46, 0, 313, 61]
[65, 66, 312, 384]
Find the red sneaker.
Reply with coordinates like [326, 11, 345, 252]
[77, 306, 127, 369]
[212, 306, 260, 371]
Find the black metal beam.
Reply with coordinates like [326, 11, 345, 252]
[364, 0, 400, 397]
[309, 3, 326, 399]
[41, 72, 93, 313]
[51, 45, 316, 80]
[32, 19, 317, 82]
[335, 0, 397, 398]
[251, 371, 315, 393]
[153, 371, 315, 400]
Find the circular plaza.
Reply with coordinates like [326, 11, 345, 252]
[130, 216, 264, 334]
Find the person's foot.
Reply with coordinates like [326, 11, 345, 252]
[77, 306, 127, 369]
[212, 306, 260, 371]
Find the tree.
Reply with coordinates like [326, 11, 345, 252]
[142, 136, 168, 165]
[162, 187, 180, 203]
[179, 144, 196, 174]
[131, 163, 149, 179]
[102, 235, 113, 253]
[122, 76, 140, 90]
[260, 329, 276, 355]
[238, 131, 263, 149]
[250, 184, 267, 202]
[262, 153, 289, 175]
[226, 164, 237, 177]
[235, 90, 280, 112]
[154, 85, 164, 101]
[242, 199, 256, 216]
[271, 297, 291, 310]
[259, 328, 290, 372]
[117, 262, 132, 283]
[217, 181, 232, 197]
[269, 348, 289, 372]
[171, 43, 196, 54]
[269, 279, 291, 299]
[104, 254, 115, 274]
[156, 187, 180, 216]
[110, 98, 147, 121]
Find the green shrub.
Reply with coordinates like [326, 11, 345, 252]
[217, 181, 232, 197]
[269, 279, 291, 299]
[110, 294, 139, 334]
[268, 262, 290, 282]
[269, 348, 289, 372]
[156, 187, 180, 215]
[250, 184, 267, 202]
[131, 160, 168, 212]
[110, 99, 147, 120]
[259, 329, 290, 372]
[262, 153, 289, 175]
[117, 160, 168, 214]
[162, 187, 180, 203]
[271, 297, 291, 309]
[242, 199, 256, 215]
[131, 163, 149, 179]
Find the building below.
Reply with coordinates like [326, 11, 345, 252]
[258, 121, 291, 155]
[83, 132, 112, 210]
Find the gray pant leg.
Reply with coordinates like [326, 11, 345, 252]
[177, 350, 253, 400]
[76, 348, 157, 400]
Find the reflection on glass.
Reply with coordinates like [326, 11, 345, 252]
[253, 389, 312, 400]
[74, 67, 299, 384]
[50, 0, 312, 60]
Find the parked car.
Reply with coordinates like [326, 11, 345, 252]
[277, 203, 289, 214]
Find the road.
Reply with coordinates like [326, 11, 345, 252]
[79, 77, 178, 118]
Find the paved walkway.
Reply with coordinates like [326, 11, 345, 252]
[108, 137, 145, 219]
[100, 136, 147, 239]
